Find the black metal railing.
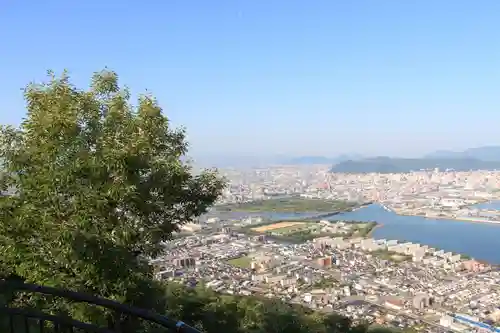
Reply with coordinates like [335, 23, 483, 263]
[0, 280, 202, 333]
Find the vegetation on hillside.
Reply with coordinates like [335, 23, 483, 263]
[162, 282, 373, 333]
[0, 70, 393, 333]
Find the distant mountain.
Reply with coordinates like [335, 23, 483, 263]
[424, 150, 459, 159]
[285, 156, 333, 164]
[425, 146, 500, 161]
[190, 154, 289, 168]
[334, 154, 365, 163]
[330, 156, 500, 173]
[284, 154, 364, 165]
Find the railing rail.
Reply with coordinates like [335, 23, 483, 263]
[0, 280, 202, 333]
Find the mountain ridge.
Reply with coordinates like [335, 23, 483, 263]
[191, 146, 500, 169]
[284, 154, 364, 165]
[424, 146, 500, 161]
[331, 156, 500, 173]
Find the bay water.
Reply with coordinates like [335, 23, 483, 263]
[329, 204, 500, 264]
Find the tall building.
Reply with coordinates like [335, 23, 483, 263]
[413, 293, 431, 309]
[175, 257, 196, 268]
[316, 256, 332, 267]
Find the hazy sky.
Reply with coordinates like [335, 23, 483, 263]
[1, 1, 500, 158]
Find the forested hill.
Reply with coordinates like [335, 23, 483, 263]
[330, 157, 500, 173]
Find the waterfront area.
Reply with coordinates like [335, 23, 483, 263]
[213, 167, 500, 262]
[330, 204, 500, 264]
[217, 167, 500, 224]
[203, 200, 500, 264]
[163, 167, 500, 332]
[157, 226, 500, 333]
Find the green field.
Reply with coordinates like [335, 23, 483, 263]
[371, 249, 411, 262]
[241, 219, 379, 244]
[269, 224, 315, 235]
[352, 221, 378, 237]
[217, 197, 357, 213]
[227, 256, 252, 268]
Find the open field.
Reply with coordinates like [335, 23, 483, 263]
[251, 221, 307, 233]
[242, 220, 379, 244]
[217, 197, 358, 213]
[227, 256, 252, 268]
[371, 249, 411, 262]
[270, 224, 313, 234]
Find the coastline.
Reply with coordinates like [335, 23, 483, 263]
[365, 222, 383, 238]
[393, 211, 500, 225]
[426, 215, 500, 224]
[377, 201, 500, 225]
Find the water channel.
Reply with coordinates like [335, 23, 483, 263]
[208, 202, 500, 264]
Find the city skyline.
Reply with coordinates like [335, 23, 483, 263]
[2, 1, 500, 156]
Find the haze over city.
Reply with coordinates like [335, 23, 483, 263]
[2, 1, 500, 160]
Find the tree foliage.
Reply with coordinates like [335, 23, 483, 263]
[162, 283, 376, 333]
[0, 70, 395, 333]
[0, 70, 224, 313]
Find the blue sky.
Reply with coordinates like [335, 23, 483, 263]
[1, 1, 500, 158]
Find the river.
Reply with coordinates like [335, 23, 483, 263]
[471, 200, 500, 210]
[328, 204, 500, 264]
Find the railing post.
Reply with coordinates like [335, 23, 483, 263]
[106, 312, 120, 333]
[8, 313, 14, 333]
[38, 318, 45, 333]
[0, 280, 204, 333]
[113, 310, 122, 333]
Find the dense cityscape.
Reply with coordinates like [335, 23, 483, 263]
[217, 166, 500, 222]
[157, 165, 500, 333]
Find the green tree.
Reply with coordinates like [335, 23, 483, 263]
[0, 69, 398, 333]
[0, 70, 225, 326]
